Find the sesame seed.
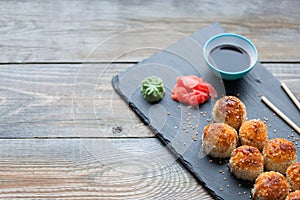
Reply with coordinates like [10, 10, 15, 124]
[273, 129, 277, 133]
[244, 191, 247, 194]
[238, 184, 242, 187]
[209, 159, 213, 163]
[227, 184, 230, 188]
[220, 188, 223, 191]
[238, 192, 241, 195]
[224, 177, 227, 181]
[167, 112, 171, 115]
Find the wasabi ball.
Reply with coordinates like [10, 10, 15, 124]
[141, 76, 165, 103]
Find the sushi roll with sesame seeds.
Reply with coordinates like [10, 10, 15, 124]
[252, 171, 289, 200]
[212, 96, 247, 130]
[286, 162, 300, 191]
[239, 119, 268, 151]
[201, 123, 238, 158]
[263, 138, 297, 174]
[229, 145, 264, 181]
[286, 190, 300, 200]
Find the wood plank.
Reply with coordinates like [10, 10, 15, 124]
[264, 64, 300, 97]
[0, 63, 299, 138]
[0, 64, 154, 138]
[0, 138, 212, 199]
[0, 0, 299, 62]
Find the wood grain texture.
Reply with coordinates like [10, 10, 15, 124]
[0, 138, 212, 199]
[0, 63, 299, 138]
[0, 0, 299, 62]
[0, 1, 299, 199]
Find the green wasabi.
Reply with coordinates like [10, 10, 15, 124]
[141, 76, 165, 103]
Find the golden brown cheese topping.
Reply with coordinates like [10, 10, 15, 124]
[253, 171, 289, 200]
[263, 138, 296, 162]
[287, 162, 300, 189]
[231, 145, 263, 168]
[239, 119, 267, 142]
[286, 190, 300, 200]
[213, 96, 246, 129]
[202, 123, 237, 153]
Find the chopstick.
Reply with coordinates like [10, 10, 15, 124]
[281, 82, 300, 110]
[261, 96, 300, 135]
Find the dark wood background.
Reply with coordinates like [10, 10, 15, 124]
[0, 0, 299, 199]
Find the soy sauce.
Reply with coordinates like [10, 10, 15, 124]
[208, 45, 250, 72]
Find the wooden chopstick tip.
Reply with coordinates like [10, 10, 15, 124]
[261, 96, 300, 135]
[281, 81, 300, 111]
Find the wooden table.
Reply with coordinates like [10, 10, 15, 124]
[0, 0, 299, 199]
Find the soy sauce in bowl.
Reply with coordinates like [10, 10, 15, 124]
[208, 45, 250, 73]
[203, 33, 258, 80]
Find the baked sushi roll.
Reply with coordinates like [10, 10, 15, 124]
[212, 96, 247, 130]
[252, 171, 289, 200]
[286, 162, 300, 191]
[263, 138, 297, 174]
[229, 145, 264, 181]
[239, 119, 268, 151]
[286, 190, 300, 200]
[201, 123, 238, 158]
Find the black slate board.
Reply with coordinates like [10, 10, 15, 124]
[112, 23, 300, 200]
